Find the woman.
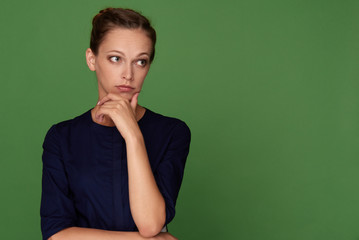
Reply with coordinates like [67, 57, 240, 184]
[40, 8, 191, 240]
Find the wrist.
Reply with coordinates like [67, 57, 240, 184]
[124, 129, 144, 144]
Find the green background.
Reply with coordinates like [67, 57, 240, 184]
[1, 0, 359, 239]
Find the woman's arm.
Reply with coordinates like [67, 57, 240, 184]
[50, 227, 177, 240]
[49, 227, 142, 240]
[95, 93, 166, 237]
[126, 132, 166, 236]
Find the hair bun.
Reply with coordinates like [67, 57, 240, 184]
[90, 7, 156, 62]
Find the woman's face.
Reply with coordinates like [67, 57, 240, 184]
[86, 28, 153, 100]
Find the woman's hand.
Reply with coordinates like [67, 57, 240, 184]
[95, 92, 140, 140]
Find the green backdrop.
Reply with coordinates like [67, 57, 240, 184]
[1, 0, 359, 239]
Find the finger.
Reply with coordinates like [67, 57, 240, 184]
[99, 115, 104, 122]
[97, 93, 119, 105]
[130, 93, 139, 112]
[95, 111, 104, 121]
[95, 107, 110, 121]
[95, 101, 125, 120]
[95, 113, 104, 122]
[97, 97, 109, 106]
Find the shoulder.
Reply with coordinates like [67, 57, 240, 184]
[43, 110, 91, 143]
[142, 108, 191, 141]
[145, 108, 190, 130]
[54, 110, 90, 130]
[54, 109, 91, 131]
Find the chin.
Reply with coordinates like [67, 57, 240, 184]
[111, 91, 134, 100]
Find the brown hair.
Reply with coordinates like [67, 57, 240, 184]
[90, 8, 157, 62]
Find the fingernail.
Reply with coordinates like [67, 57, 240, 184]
[97, 101, 100, 105]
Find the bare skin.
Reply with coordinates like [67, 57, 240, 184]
[50, 227, 177, 240]
[49, 28, 178, 240]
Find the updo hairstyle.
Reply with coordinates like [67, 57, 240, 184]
[90, 8, 157, 62]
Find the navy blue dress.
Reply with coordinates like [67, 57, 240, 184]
[40, 108, 191, 240]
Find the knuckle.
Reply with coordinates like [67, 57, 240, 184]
[114, 108, 121, 115]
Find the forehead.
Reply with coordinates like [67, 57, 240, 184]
[99, 28, 152, 55]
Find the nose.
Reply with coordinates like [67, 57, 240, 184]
[122, 63, 133, 81]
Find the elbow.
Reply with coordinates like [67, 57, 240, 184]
[136, 202, 167, 237]
[138, 226, 162, 238]
[138, 220, 165, 238]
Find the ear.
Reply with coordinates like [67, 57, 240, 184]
[86, 48, 96, 71]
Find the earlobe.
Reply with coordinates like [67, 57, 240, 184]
[86, 48, 96, 71]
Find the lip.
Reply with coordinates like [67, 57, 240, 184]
[116, 85, 134, 92]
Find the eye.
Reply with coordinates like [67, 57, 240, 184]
[109, 56, 121, 63]
[136, 59, 147, 67]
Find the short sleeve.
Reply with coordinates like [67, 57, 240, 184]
[40, 125, 76, 240]
[154, 121, 191, 224]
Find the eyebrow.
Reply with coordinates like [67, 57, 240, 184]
[106, 50, 150, 57]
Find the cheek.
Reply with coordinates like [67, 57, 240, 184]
[96, 63, 116, 83]
[137, 67, 149, 78]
